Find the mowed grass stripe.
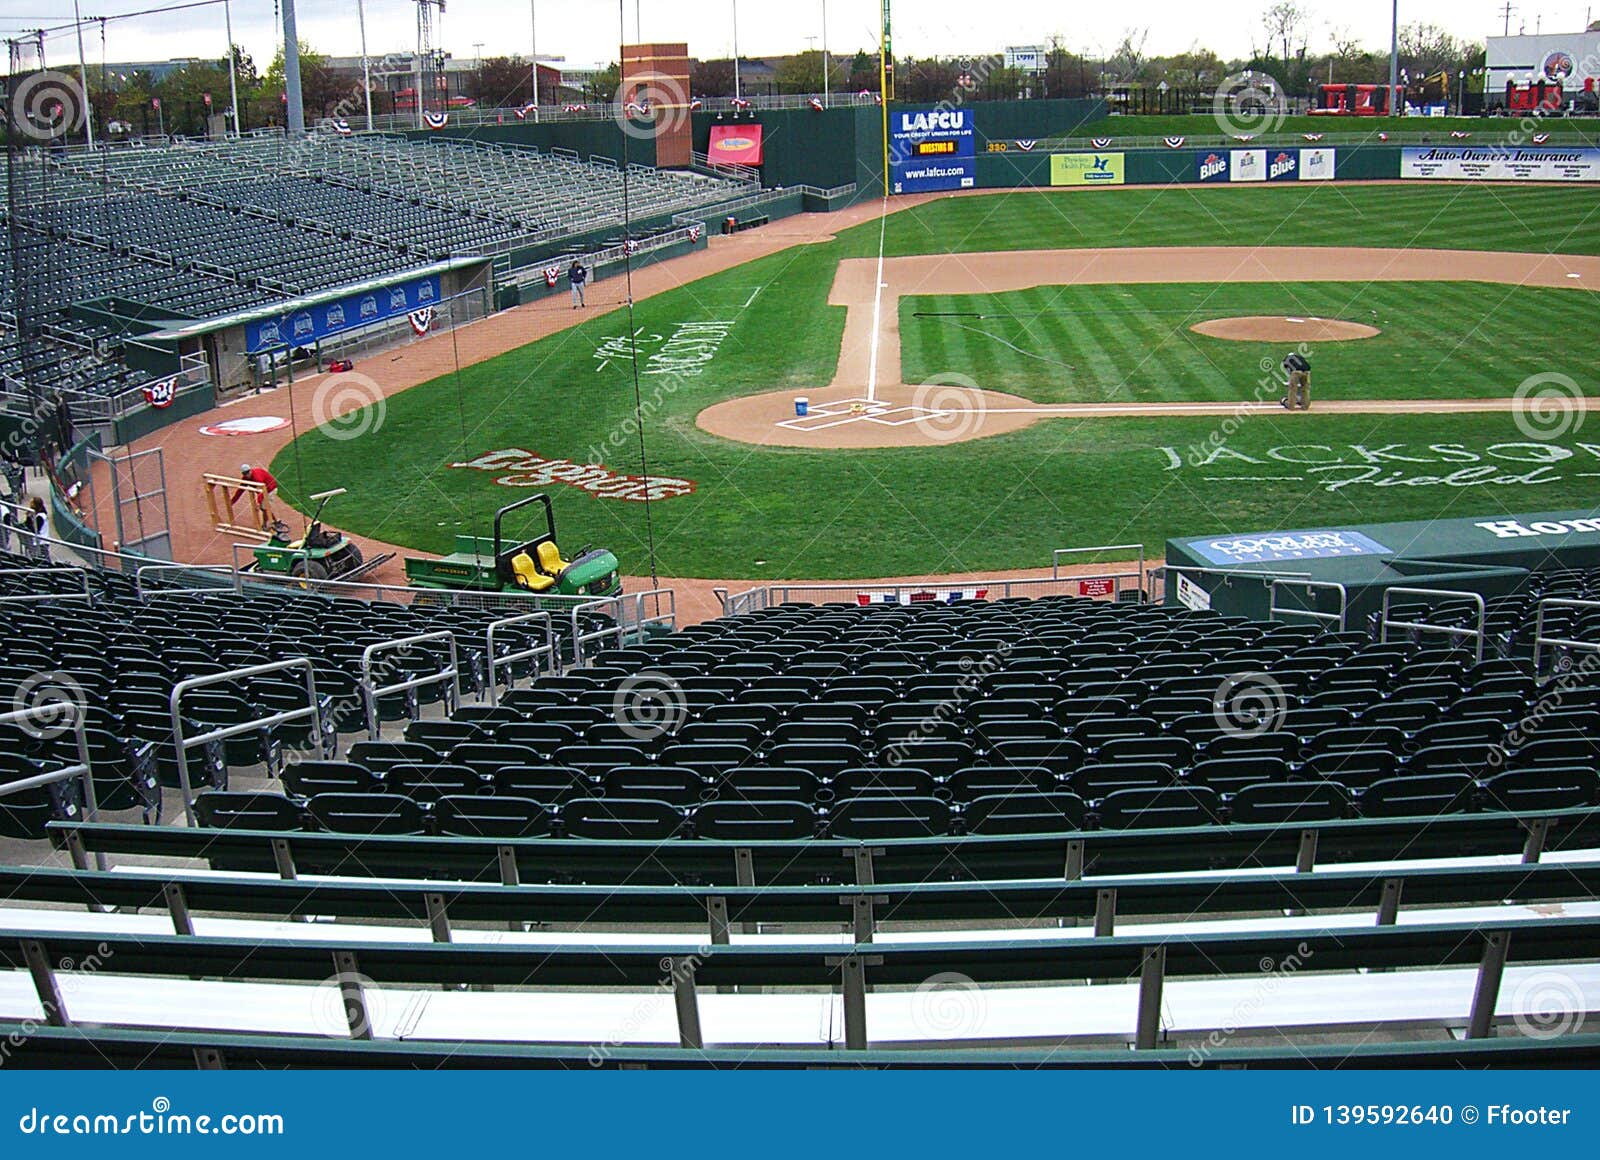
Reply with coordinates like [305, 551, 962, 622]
[901, 282, 1596, 403]
[868, 185, 1600, 258]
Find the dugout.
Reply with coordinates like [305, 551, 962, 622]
[1165, 510, 1600, 629]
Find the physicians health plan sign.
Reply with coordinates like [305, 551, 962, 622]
[1402, 146, 1600, 182]
[890, 107, 976, 194]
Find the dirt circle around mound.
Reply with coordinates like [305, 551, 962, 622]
[697, 382, 1047, 449]
[1191, 315, 1381, 343]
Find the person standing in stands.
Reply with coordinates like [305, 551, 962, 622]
[569, 259, 588, 309]
[233, 463, 279, 529]
[23, 497, 49, 559]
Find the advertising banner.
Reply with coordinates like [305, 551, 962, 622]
[1265, 149, 1300, 182]
[245, 274, 441, 354]
[1188, 529, 1393, 567]
[1228, 148, 1267, 183]
[1300, 146, 1336, 180]
[890, 106, 976, 194]
[1050, 152, 1125, 186]
[708, 124, 764, 166]
[1401, 145, 1600, 182]
[1197, 150, 1229, 182]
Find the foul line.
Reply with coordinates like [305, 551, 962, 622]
[866, 198, 890, 403]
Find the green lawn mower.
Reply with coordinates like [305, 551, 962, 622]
[404, 493, 622, 598]
[250, 488, 393, 582]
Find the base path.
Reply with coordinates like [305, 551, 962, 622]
[696, 246, 1600, 449]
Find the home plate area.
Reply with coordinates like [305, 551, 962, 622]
[777, 396, 950, 431]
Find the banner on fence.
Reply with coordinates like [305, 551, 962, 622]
[1401, 145, 1600, 182]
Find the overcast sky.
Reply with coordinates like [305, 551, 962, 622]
[4, 0, 1595, 71]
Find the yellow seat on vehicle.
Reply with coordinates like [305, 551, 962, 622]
[535, 541, 570, 576]
[510, 551, 555, 592]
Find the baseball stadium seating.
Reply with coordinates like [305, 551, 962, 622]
[0, 132, 748, 417]
[3, 551, 1600, 1063]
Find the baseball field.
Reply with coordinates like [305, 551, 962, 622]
[268, 182, 1600, 581]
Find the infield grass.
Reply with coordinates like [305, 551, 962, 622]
[900, 282, 1597, 404]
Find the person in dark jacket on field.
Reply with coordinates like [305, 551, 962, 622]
[569, 260, 588, 309]
[1281, 350, 1312, 411]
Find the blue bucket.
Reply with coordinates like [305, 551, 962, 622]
[794, 397, 809, 417]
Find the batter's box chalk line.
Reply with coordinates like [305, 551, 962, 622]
[776, 396, 969, 431]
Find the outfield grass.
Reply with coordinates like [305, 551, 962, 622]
[867, 184, 1600, 258]
[900, 282, 1596, 404]
[1063, 113, 1600, 142]
[275, 185, 1600, 579]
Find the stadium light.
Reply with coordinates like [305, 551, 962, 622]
[733, 0, 741, 100]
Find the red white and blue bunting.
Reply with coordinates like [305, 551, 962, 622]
[1450, 130, 1471, 139]
[856, 587, 991, 606]
[422, 110, 449, 130]
[1533, 132, 1551, 144]
[1163, 136, 1186, 148]
[1089, 137, 1111, 149]
[543, 266, 560, 288]
[1301, 132, 1323, 141]
[142, 375, 179, 409]
[408, 307, 434, 336]
[687, 224, 702, 243]
[514, 103, 538, 120]
[332, 118, 352, 137]
[810, 97, 825, 111]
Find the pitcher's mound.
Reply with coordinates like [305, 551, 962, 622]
[1192, 316, 1381, 343]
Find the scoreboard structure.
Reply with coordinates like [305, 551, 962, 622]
[889, 107, 977, 194]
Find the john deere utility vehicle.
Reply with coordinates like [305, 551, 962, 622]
[249, 488, 392, 582]
[404, 494, 622, 598]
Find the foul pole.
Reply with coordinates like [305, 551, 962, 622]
[879, 0, 892, 190]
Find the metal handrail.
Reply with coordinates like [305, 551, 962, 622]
[1380, 586, 1487, 664]
[170, 659, 322, 825]
[0, 701, 100, 867]
[485, 612, 558, 705]
[630, 588, 677, 635]
[0, 567, 92, 604]
[568, 597, 627, 667]
[716, 585, 770, 617]
[1532, 598, 1600, 677]
[134, 562, 234, 597]
[359, 631, 460, 739]
[1269, 579, 1349, 632]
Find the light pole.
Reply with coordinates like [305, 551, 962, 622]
[822, 0, 830, 106]
[1388, 0, 1399, 116]
[72, 0, 95, 146]
[224, 0, 242, 135]
[529, 0, 537, 106]
[732, 0, 741, 100]
[357, 0, 373, 130]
